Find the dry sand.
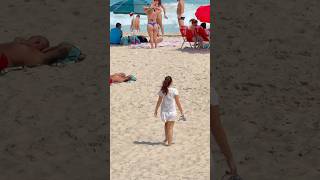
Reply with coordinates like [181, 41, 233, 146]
[212, 0, 320, 179]
[110, 37, 210, 179]
[0, 1, 107, 179]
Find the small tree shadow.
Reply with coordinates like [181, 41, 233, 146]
[133, 141, 163, 146]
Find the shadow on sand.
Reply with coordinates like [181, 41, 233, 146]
[133, 141, 164, 146]
[177, 47, 210, 54]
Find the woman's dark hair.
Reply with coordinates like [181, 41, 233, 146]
[200, 22, 206, 29]
[155, 0, 162, 5]
[161, 76, 172, 95]
[189, 18, 198, 24]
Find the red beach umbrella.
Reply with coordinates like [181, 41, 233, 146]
[195, 5, 210, 23]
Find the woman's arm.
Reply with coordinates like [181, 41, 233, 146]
[161, 5, 168, 19]
[174, 95, 184, 115]
[154, 96, 163, 117]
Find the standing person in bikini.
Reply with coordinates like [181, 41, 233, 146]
[154, 76, 184, 146]
[144, 7, 159, 48]
[0, 35, 74, 71]
[151, 0, 168, 36]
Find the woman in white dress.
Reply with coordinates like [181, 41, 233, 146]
[154, 76, 184, 146]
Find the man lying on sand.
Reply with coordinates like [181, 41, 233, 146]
[109, 73, 136, 85]
[0, 35, 76, 71]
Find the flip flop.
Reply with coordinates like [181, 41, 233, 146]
[178, 114, 187, 121]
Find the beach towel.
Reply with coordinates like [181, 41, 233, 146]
[129, 36, 140, 44]
[53, 46, 85, 65]
[127, 75, 137, 82]
[129, 39, 182, 49]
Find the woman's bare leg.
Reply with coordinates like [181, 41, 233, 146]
[153, 26, 158, 48]
[211, 105, 238, 175]
[157, 15, 164, 36]
[147, 25, 155, 48]
[163, 122, 169, 143]
[167, 121, 175, 146]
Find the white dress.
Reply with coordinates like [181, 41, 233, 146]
[158, 88, 179, 122]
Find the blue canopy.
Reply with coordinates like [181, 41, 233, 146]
[110, 0, 151, 15]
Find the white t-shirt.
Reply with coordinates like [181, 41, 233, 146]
[158, 87, 179, 113]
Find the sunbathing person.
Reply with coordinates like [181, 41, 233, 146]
[0, 35, 74, 71]
[187, 19, 204, 47]
[144, 7, 159, 48]
[109, 73, 136, 85]
[200, 22, 210, 37]
[176, 3, 209, 48]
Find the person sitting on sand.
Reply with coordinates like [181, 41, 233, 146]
[154, 76, 184, 146]
[212, 85, 242, 179]
[187, 19, 204, 47]
[110, 23, 123, 44]
[109, 73, 136, 85]
[144, 7, 159, 48]
[151, 0, 168, 36]
[176, 2, 208, 48]
[0, 35, 75, 71]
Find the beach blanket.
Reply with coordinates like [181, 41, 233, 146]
[52, 46, 85, 66]
[129, 40, 182, 49]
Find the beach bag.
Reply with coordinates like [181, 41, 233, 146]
[137, 35, 148, 43]
[121, 36, 129, 45]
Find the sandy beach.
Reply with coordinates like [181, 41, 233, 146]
[212, 0, 320, 179]
[0, 1, 107, 179]
[110, 37, 210, 179]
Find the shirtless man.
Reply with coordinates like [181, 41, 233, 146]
[177, 0, 185, 27]
[0, 35, 73, 71]
[109, 73, 135, 85]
